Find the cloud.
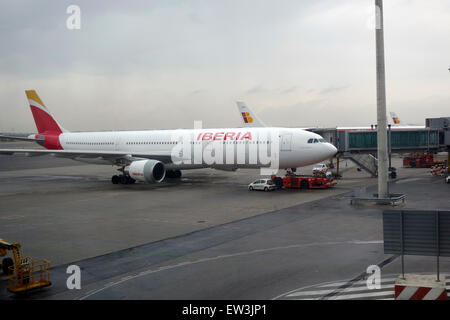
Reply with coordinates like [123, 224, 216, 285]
[0, 0, 449, 132]
[318, 85, 349, 95]
[246, 85, 267, 94]
[280, 86, 298, 94]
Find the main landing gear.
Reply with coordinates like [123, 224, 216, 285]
[112, 166, 135, 184]
[165, 170, 182, 179]
[111, 174, 135, 185]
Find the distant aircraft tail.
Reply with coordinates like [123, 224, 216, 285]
[236, 101, 266, 127]
[389, 112, 402, 125]
[26, 90, 67, 134]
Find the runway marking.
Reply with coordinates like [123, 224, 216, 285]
[77, 239, 383, 300]
[328, 291, 395, 300]
[287, 282, 396, 297]
[319, 277, 396, 288]
[275, 273, 450, 300]
[0, 215, 25, 220]
[395, 178, 423, 184]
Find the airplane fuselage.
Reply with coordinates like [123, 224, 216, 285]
[56, 127, 337, 170]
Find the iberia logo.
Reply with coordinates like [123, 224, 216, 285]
[241, 112, 253, 124]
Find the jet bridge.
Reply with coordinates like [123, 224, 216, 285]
[311, 118, 450, 176]
[313, 127, 444, 154]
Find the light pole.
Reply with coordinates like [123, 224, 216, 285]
[375, 0, 389, 198]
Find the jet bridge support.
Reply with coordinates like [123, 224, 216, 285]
[342, 152, 378, 177]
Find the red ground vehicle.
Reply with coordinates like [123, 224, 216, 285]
[403, 153, 444, 168]
[271, 171, 337, 190]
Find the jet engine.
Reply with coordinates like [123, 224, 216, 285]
[124, 159, 166, 183]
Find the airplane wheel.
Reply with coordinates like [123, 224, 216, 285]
[166, 170, 182, 179]
[166, 170, 174, 178]
[120, 175, 128, 184]
[111, 175, 120, 184]
[273, 177, 283, 188]
[127, 177, 136, 184]
[174, 170, 182, 178]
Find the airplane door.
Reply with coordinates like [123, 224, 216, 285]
[281, 134, 292, 151]
[114, 134, 122, 151]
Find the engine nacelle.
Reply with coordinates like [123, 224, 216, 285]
[125, 160, 166, 183]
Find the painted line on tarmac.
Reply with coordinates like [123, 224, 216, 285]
[320, 254, 398, 299]
[395, 178, 423, 184]
[286, 281, 396, 298]
[328, 290, 394, 300]
[318, 277, 395, 288]
[277, 274, 450, 300]
[78, 239, 383, 300]
[273, 255, 398, 300]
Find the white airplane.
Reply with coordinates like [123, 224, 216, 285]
[0, 90, 337, 184]
[335, 112, 424, 131]
[236, 101, 266, 127]
[236, 101, 316, 130]
[390, 112, 402, 125]
[389, 112, 424, 128]
[236, 102, 425, 131]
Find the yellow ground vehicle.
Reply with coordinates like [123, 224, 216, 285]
[0, 239, 51, 294]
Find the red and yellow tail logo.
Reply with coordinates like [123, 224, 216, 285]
[26, 90, 64, 135]
[241, 112, 253, 124]
[393, 117, 400, 124]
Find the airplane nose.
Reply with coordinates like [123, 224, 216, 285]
[325, 143, 338, 157]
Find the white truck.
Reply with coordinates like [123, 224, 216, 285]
[312, 163, 328, 174]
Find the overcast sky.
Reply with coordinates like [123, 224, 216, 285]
[0, 0, 449, 132]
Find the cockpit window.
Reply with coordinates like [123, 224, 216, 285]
[307, 138, 313, 143]
[313, 139, 319, 143]
[319, 138, 326, 143]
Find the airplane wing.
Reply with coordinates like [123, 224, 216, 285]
[0, 134, 41, 142]
[236, 101, 266, 127]
[0, 149, 176, 165]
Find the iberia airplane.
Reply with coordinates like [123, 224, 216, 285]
[236, 102, 425, 131]
[0, 90, 337, 184]
[389, 112, 424, 128]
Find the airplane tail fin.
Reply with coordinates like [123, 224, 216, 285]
[25, 90, 67, 134]
[236, 101, 266, 127]
[389, 112, 402, 125]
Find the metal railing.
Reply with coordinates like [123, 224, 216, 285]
[8, 257, 51, 293]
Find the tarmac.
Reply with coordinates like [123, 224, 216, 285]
[0, 141, 449, 300]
